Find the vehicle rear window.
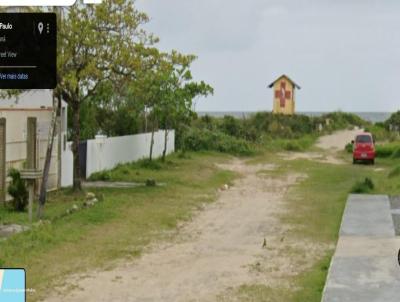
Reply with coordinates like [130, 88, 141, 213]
[356, 135, 372, 143]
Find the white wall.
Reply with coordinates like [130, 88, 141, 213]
[0, 109, 60, 199]
[61, 142, 73, 187]
[61, 130, 175, 186]
[86, 130, 175, 178]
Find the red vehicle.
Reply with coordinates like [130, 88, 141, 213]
[352, 132, 376, 165]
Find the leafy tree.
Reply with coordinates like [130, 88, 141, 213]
[385, 111, 400, 131]
[55, 0, 157, 190]
[157, 51, 213, 161]
[72, 81, 145, 139]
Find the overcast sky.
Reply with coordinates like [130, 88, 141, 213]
[137, 0, 400, 113]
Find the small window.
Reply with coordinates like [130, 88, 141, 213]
[356, 135, 372, 143]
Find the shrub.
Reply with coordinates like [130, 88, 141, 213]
[182, 128, 254, 156]
[7, 168, 28, 212]
[262, 136, 317, 152]
[351, 177, 375, 194]
[384, 111, 400, 130]
[89, 170, 111, 181]
[389, 166, 400, 178]
[137, 159, 162, 170]
[249, 112, 315, 139]
[322, 112, 368, 130]
[284, 141, 302, 151]
[221, 115, 242, 137]
[391, 147, 400, 159]
[345, 143, 353, 153]
[366, 124, 390, 142]
[375, 143, 400, 158]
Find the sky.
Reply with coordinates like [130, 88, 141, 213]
[137, 0, 400, 113]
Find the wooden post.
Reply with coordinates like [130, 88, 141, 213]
[0, 118, 6, 205]
[26, 117, 37, 223]
[27, 117, 37, 170]
[28, 182, 34, 223]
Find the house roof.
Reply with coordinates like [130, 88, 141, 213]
[268, 74, 301, 89]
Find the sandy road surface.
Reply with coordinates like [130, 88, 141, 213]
[280, 129, 363, 165]
[45, 130, 357, 302]
[316, 128, 362, 150]
[45, 161, 307, 302]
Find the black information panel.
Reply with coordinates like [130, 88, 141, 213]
[0, 13, 56, 89]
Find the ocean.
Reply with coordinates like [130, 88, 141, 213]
[197, 112, 392, 123]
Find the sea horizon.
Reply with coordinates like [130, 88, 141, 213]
[197, 111, 393, 123]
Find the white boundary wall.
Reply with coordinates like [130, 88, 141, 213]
[61, 130, 175, 187]
[61, 142, 74, 187]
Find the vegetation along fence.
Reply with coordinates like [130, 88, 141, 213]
[61, 130, 175, 187]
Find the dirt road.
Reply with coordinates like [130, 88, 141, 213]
[46, 160, 309, 302]
[45, 130, 356, 302]
[316, 128, 362, 150]
[280, 129, 363, 165]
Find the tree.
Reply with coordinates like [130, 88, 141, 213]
[131, 50, 213, 161]
[130, 49, 169, 161]
[70, 81, 145, 140]
[157, 51, 213, 161]
[37, 93, 59, 218]
[385, 111, 400, 131]
[54, 1, 156, 190]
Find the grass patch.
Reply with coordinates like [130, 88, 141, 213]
[262, 135, 318, 152]
[375, 142, 400, 158]
[351, 177, 375, 194]
[88, 170, 112, 181]
[219, 284, 293, 302]
[233, 149, 400, 302]
[389, 166, 400, 178]
[0, 152, 237, 301]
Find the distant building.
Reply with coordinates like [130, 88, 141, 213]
[0, 90, 68, 202]
[268, 75, 300, 115]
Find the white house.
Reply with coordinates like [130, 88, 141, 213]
[0, 90, 68, 202]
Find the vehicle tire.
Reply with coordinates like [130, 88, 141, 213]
[353, 158, 356, 164]
[371, 159, 375, 165]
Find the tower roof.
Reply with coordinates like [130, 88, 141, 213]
[268, 74, 301, 89]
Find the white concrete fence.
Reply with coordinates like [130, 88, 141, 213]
[61, 130, 175, 187]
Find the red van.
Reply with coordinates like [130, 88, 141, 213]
[352, 133, 376, 164]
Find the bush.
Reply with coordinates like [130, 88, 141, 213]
[284, 141, 303, 151]
[345, 143, 353, 153]
[183, 128, 254, 156]
[384, 111, 400, 130]
[391, 147, 400, 159]
[375, 143, 400, 158]
[221, 115, 242, 137]
[322, 112, 368, 130]
[366, 124, 389, 142]
[137, 159, 162, 170]
[389, 166, 400, 178]
[249, 112, 315, 139]
[7, 168, 28, 212]
[351, 177, 375, 194]
[88, 170, 111, 181]
[177, 112, 371, 155]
